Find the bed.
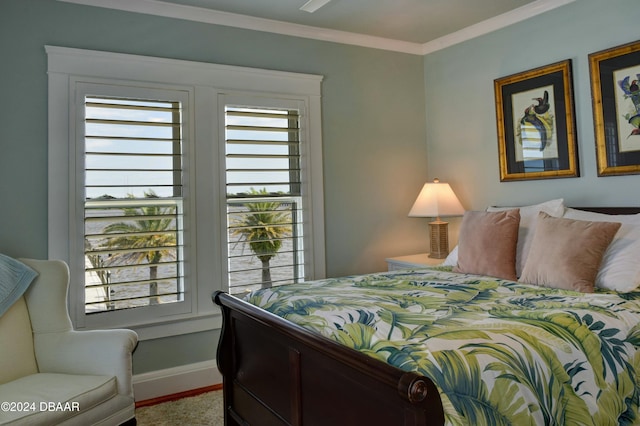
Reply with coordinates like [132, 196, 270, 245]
[213, 203, 640, 425]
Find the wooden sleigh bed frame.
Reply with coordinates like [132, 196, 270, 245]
[213, 207, 640, 426]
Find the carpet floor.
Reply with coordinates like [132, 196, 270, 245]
[136, 390, 224, 425]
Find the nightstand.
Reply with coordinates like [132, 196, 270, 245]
[385, 253, 444, 271]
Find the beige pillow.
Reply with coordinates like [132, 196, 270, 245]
[453, 209, 520, 280]
[519, 212, 621, 292]
[487, 198, 565, 277]
[563, 208, 640, 292]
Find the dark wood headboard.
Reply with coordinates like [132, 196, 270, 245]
[574, 207, 640, 215]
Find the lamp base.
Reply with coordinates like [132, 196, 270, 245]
[428, 219, 449, 259]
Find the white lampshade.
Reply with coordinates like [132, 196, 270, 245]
[408, 179, 464, 218]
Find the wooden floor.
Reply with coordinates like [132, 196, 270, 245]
[135, 383, 223, 408]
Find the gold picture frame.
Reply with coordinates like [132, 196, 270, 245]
[494, 60, 579, 181]
[589, 39, 640, 176]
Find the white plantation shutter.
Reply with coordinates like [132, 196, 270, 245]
[83, 96, 185, 313]
[225, 105, 305, 293]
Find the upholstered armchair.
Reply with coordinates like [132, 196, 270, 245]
[0, 258, 138, 425]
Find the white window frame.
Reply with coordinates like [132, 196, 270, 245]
[47, 46, 326, 340]
[220, 95, 315, 293]
[75, 82, 194, 327]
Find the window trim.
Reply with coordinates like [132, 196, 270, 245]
[47, 46, 325, 340]
[73, 82, 194, 329]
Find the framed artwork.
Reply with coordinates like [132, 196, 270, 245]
[589, 39, 640, 176]
[494, 60, 579, 181]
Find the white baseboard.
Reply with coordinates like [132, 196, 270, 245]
[133, 359, 223, 401]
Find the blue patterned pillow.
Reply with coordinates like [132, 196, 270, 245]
[0, 254, 38, 317]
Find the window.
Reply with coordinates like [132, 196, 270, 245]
[47, 46, 325, 339]
[224, 104, 305, 294]
[83, 95, 185, 313]
[68, 82, 194, 330]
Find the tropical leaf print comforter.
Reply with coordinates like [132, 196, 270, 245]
[244, 267, 640, 426]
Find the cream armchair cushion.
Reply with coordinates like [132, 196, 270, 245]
[0, 259, 138, 425]
[0, 298, 38, 384]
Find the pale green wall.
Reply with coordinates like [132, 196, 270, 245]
[0, 0, 427, 373]
[5, 0, 636, 378]
[424, 0, 640, 217]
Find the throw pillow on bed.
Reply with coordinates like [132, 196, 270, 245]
[444, 199, 565, 274]
[519, 212, 621, 293]
[453, 209, 520, 281]
[487, 198, 565, 277]
[562, 208, 640, 292]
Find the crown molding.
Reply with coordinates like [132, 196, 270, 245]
[420, 0, 577, 55]
[58, 0, 576, 56]
[57, 0, 423, 54]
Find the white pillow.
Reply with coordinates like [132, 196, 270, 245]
[487, 199, 565, 277]
[562, 208, 640, 292]
[442, 245, 458, 267]
[445, 199, 565, 275]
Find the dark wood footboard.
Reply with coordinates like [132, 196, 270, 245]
[213, 291, 445, 426]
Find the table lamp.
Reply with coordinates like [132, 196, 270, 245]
[408, 178, 464, 259]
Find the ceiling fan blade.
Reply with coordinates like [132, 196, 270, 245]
[300, 0, 331, 13]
